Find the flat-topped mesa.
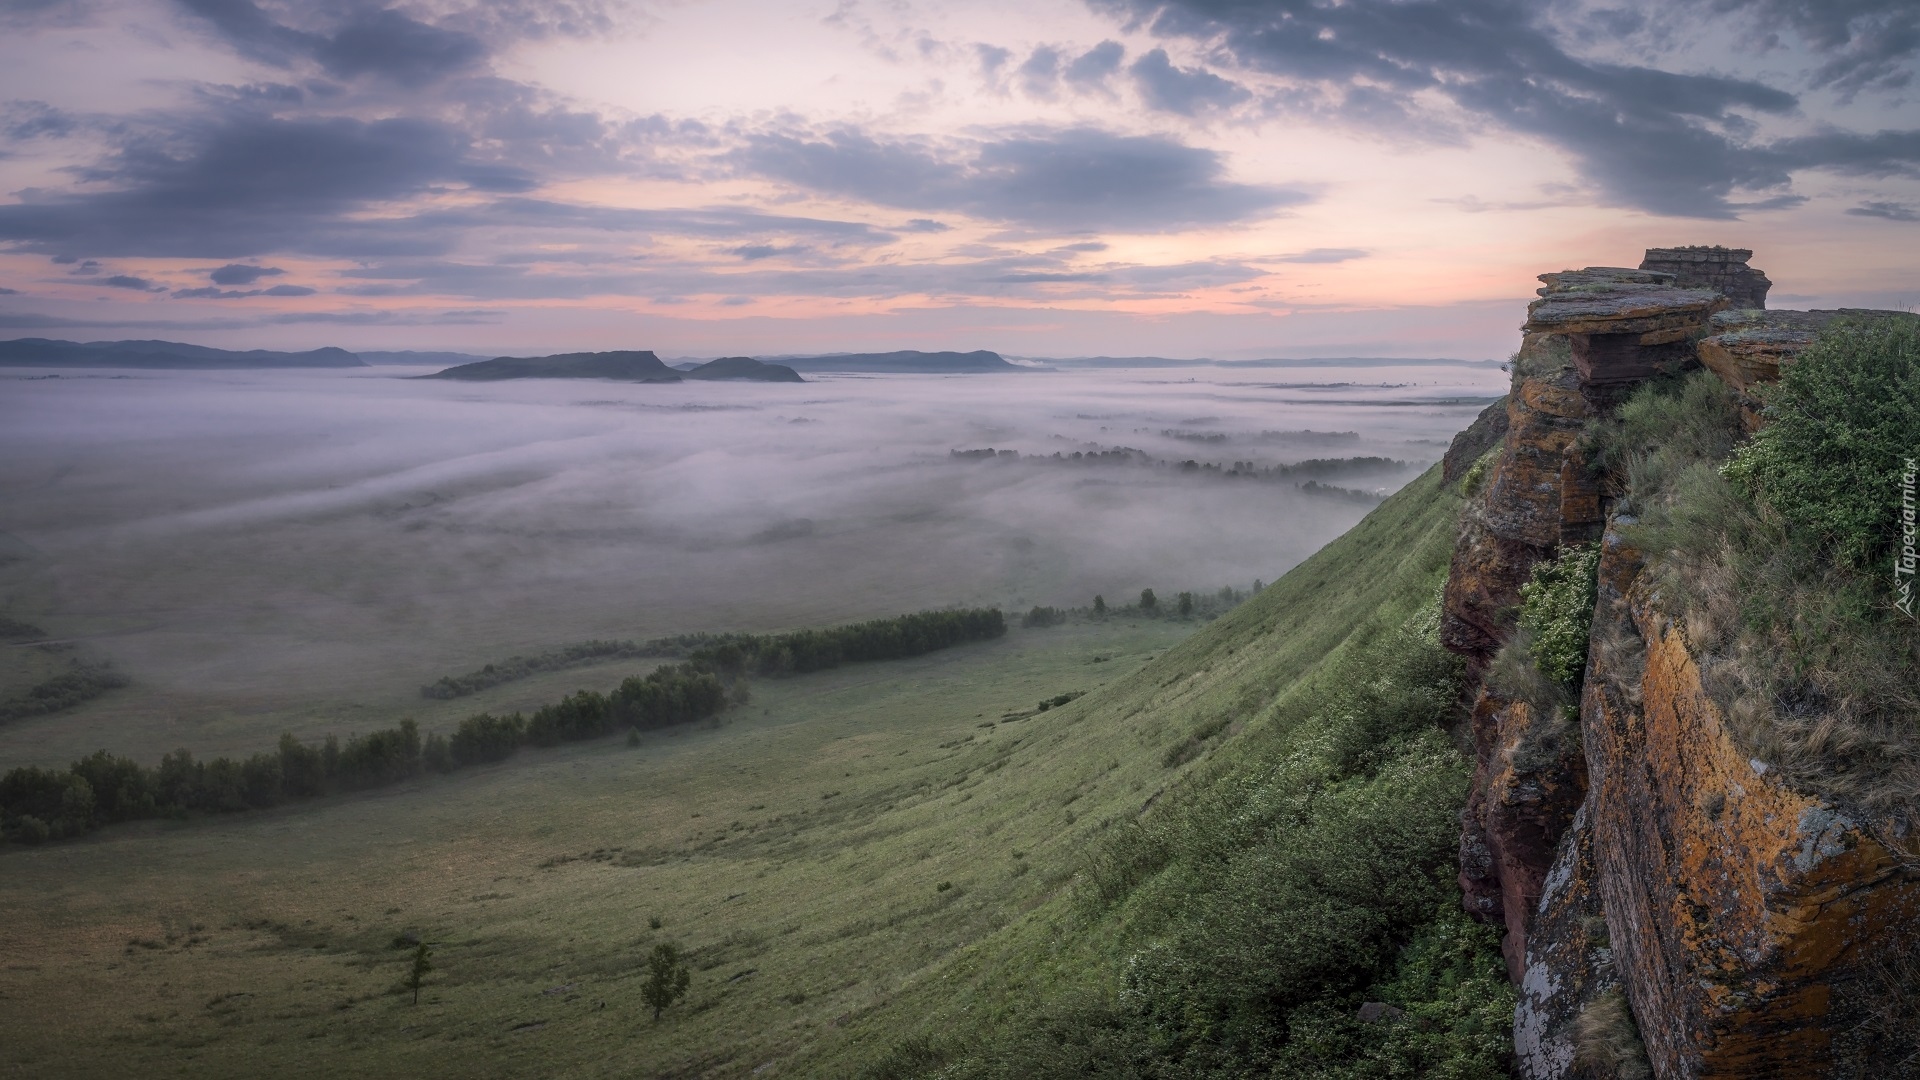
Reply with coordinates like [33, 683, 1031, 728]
[1525, 268, 1726, 394]
[1639, 245, 1772, 309]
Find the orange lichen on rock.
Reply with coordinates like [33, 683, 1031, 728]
[1584, 554, 1920, 1078]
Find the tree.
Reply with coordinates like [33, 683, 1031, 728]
[1177, 591, 1194, 617]
[1092, 595, 1107, 617]
[407, 942, 432, 1004]
[641, 942, 691, 1021]
[1140, 588, 1158, 612]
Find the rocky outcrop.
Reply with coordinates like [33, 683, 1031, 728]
[1443, 398, 1511, 484]
[1444, 265, 1723, 968]
[1699, 308, 1917, 430]
[1447, 246, 1920, 1079]
[1583, 526, 1920, 1078]
[1513, 800, 1617, 1078]
[1526, 267, 1725, 407]
[1639, 247, 1771, 309]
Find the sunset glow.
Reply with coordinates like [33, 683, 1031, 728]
[2, 0, 1916, 357]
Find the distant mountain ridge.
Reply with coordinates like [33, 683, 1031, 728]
[682, 356, 804, 382]
[357, 350, 490, 367]
[0, 338, 366, 369]
[769, 350, 1018, 373]
[422, 350, 683, 382]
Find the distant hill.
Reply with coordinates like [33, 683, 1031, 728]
[772, 350, 1019, 373]
[357, 350, 490, 367]
[0, 338, 365, 369]
[681, 356, 804, 382]
[422, 351, 683, 382]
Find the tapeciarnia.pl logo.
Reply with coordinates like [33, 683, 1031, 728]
[1898, 455, 1917, 619]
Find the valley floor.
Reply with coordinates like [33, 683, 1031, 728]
[0, 619, 1193, 1078]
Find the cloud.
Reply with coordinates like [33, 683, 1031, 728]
[174, 283, 318, 298]
[975, 43, 1012, 77]
[1096, 0, 1913, 218]
[736, 126, 1308, 232]
[727, 243, 812, 260]
[1846, 200, 1920, 221]
[1270, 248, 1368, 263]
[101, 274, 159, 289]
[1065, 41, 1127, 87]
[0, 287, 19, 295]
[1709, 0, 1920, 100]
[2, 100, 79, 140]
[1129, 48, 1250, 115]
[312, 9, 488, 86]
[209, 263, 285, 285]
[0, 113, 536, 257]
[1017, 46, 1060, 97]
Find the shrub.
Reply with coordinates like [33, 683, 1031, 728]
[1587, 361, 1920, 813]
[1022, 606, 1067, 628]
[1722, 316, 1920, 570]
[641, 942, 692, 1021]
[448, 713, 524, 766]
[1517, 543, 1600, 688]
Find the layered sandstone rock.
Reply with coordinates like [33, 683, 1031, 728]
[1458, 247, 1920, 1080]
[1527, 268, 1725, 400]
[1443, 265, 1724, 966]
[1700, 308, 1916, 430]
[1582, 528, 1920, 1078]
[1639, 246, 1772, 309]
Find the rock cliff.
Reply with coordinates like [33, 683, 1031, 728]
[1442, 248, 1920, 1078]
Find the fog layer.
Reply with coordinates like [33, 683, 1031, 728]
[0, 363, 1501, 715]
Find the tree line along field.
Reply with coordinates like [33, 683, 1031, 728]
[0, 463, 1473, 1077]
[0, 616, 1192, 1077]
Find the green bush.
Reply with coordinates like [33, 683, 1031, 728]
[1586, 361, 1920, 813]
[936, 607, 1505, 1079]
[1722, 316, 1920, 570]
[1517, 543, 1600, 688]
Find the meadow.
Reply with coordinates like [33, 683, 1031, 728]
[0, 363, 1501, 1077]
[0, 617, 1192, 1078]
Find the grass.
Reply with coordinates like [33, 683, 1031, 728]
[1584, 367, 1920, 815]
[0, 463, 1487, 1077]
[0, 617, 1191, 1077]
[823, 464, 1509, 1077]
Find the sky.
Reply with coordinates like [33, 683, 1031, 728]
[0, 0, 1915, 358]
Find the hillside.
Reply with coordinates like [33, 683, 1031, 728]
[828, 458, 1505, 1077]
[422, 350, 683, 382]
[774, 350, 1020, 373]
[0, 338, 366, 368]
[0, 458, 1480, 1080]
[682, 356, 805, 382]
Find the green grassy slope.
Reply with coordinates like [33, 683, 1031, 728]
[807, 461, 1500, 1076]
[0, 463, 1479, 1079]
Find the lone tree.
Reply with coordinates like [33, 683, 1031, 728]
[1092, 595, 1106, 617]
[407, 942, 433, 1005]
[641, 942, 691, 1021]
[1140, 588, 1158, 612]
[1177, 591, 1194, 617]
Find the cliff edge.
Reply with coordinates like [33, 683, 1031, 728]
[1441, 247, 1920, 1078]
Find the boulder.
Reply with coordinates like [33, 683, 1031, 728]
[1639, 246, 1771, 309]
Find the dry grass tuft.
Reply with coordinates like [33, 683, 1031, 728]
[1587, 370, 1920, 817]
[1574, 987, 1651, 1080]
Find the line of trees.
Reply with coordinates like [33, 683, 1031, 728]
[0, 661, 732, 847]
[0, 664, 129, 723]
[2, 609, 1008, 847]
[421, 608, 1008, 700]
